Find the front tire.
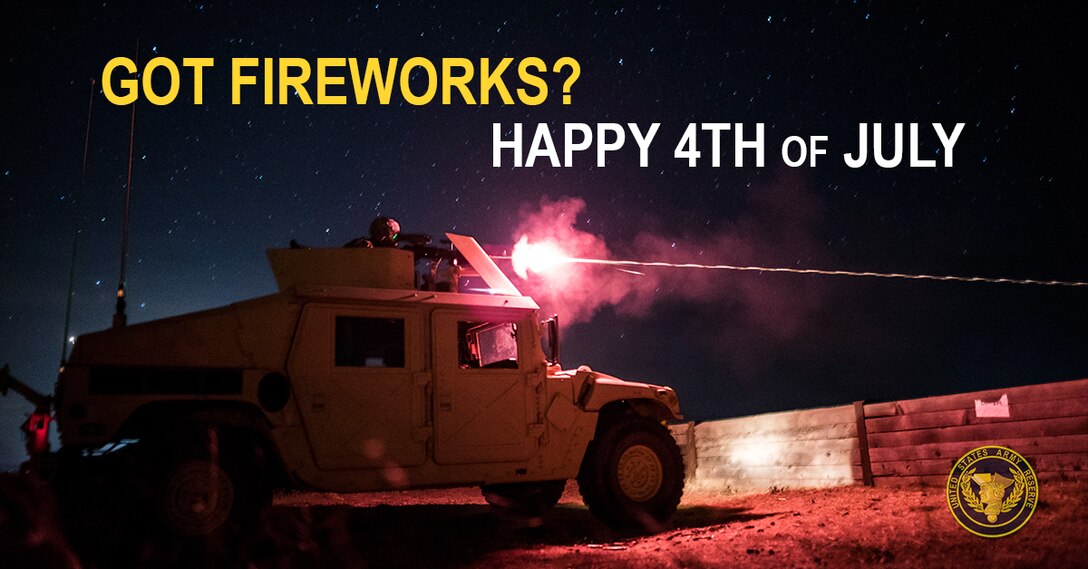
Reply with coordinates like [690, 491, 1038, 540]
[577, 416, 684, 531]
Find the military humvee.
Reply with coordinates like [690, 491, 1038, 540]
[48, 234, 684, 536]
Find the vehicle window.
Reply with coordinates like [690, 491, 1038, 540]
[457, 321, 519, 369]
[335, 316, 405, 367]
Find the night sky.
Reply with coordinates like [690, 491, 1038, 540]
[2, 2, 1086, 470]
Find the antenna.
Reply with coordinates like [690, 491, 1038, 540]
[60, 78, 96, 365]
[113, 39, 139, 329]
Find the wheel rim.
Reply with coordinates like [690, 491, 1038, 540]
[161, 460, 235, 536]
[616, 444, 663, 502]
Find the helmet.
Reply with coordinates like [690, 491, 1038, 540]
[369, 217, 401, 247]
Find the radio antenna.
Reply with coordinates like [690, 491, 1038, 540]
[113, 39, 139, 329]
[60, 78, 97, 364]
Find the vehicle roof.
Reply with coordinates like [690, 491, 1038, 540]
[293, 285, 540, 310]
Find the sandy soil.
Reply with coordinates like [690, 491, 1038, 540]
[17, 475, 1083, 568]
[251, 480, 1086, 568]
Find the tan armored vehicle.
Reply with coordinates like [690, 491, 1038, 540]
[47, 234, 684, 536]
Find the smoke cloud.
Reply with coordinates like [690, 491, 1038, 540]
[509, 177, 831, 341]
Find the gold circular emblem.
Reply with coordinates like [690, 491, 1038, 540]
[946, 445, 1038, 538]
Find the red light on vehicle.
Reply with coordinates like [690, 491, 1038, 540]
[24, 410, 52, 456]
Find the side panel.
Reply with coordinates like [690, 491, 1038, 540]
[431, 309, 540, 464]
[289, 304, 428, 470]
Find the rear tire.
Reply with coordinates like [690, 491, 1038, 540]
[158, 456, 237, 537]
[577, 416, 684, 531]
[154, 426, 271, 538]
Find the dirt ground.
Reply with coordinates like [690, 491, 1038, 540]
[11, 477, 1085, 568]
[251, 480, 1087, 568]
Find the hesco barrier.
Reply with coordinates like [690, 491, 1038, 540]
[672, 377, 1088, 493]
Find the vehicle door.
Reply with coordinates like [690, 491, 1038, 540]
[290, 304, 428, 470]
[431, 309, 541, 464]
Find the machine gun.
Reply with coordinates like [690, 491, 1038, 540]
[397, 234, 470, 292]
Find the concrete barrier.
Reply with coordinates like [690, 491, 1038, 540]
[674, 377, 1088, 492]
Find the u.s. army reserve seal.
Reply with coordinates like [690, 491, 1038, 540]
[946, 445, 1038, 537]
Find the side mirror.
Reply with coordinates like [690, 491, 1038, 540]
[540, 315, 560, 367]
